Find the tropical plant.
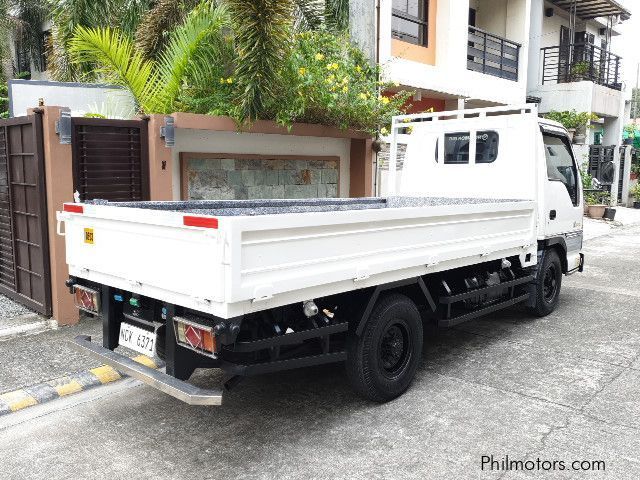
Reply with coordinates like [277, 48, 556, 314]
[69, 0, 405, 133]
[591, 191, 609, 206]
[630, 182, 640, 201]
[570, 61, 590, 77]
[545, 110, 599, 130]
[0, 0, 49, 74]
[0, 82, 8, 119]
[134, 0, 201, 60]
[580, 165, 593, 189]
[291, 0, 349, 32]
[49, 0, 155, 81]
[69, 3, 231, 114]
[276, 31, 409, 133]
[225, 0, 295, 121]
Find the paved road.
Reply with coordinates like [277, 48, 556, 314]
[2, 225, 640, 480]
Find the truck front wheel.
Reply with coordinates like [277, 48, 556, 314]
[530, 249, 562, 317]
[347, 293, 423, 402]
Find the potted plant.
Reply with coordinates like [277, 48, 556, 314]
[631, 183, 640, 209]
[631, 162, 640, 181]
[544, 110, 598, 144]
[623, 125, 636, 145]
[570, 61, 590, 81]
[585, 191, 609, 218]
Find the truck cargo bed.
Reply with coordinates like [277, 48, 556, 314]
[58, 196, 537, 319]
[100, 196, 521, 216]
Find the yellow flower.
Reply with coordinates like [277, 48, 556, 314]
[341, 77, 349, 84]
[219, 77, 225, 84]
[407, 126, 414, 134]
[326, 62, 339, 71]
[226, 77, 233, 84]
[355, 65, 362, 73]
[342, 85, 349, 93]
[298, 67, 306, 76]
[326, 74, 335, 83]
[358, 93, 368, 100]
[315, 53, 325, 61]
[381, 96, 390, 105]
[380, 127, 389, 136]
[402, 118, 411, 123]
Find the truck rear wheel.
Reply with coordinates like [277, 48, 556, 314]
[347, 293, 423, 402]
[530, 249, 562, 317]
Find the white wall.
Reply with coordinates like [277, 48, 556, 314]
[172, 130, 352, 201]
[529, 81, 623, 118]
[8, 80, 136, 118]
[477, 0, 508, 38]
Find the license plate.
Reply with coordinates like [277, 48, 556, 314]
[119, 322, 156, 357]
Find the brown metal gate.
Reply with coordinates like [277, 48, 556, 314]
[0, 114, 52, 315]
[71, 118, 150, 202]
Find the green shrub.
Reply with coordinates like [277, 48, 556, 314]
[274, 31, 410, 133]
[545, 110, 599, 130]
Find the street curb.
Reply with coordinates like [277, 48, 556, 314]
[0, 355, 164, 416]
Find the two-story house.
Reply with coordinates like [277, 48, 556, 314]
[350, 0, 532, 112]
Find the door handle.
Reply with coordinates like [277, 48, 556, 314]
[549, 210, 557, 220]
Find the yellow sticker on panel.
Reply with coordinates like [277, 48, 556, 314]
[84, 228, 94, 244]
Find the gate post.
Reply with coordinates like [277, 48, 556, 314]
[147, 114, 174, 200]
[41, 106, 78, 325]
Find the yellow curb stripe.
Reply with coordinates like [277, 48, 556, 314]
[132, 355, 157, 369]
[89, 365, 121, 384]
[55, 380, 83, 397]
[0, 390, 38, 412]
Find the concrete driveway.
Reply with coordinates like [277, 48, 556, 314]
[1, 225, 640, 480]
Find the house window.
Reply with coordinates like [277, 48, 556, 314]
[392, 0, 429, 46]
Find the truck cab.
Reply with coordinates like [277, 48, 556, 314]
[384, 104, 584, 278]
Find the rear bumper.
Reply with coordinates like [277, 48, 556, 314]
[71, 335, 223, 406]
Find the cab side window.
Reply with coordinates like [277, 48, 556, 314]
[543, 133, 578, 206]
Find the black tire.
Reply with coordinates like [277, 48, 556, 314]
[530, 249, 562, 317]
[155, 324, 166, 360]
[347, 293, 423, 402]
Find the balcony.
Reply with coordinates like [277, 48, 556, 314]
[541, 43, 622, 91]
[467, 26, 521, 82]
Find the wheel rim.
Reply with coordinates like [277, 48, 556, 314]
[543, 264, 558, 303]
[378, 322, 411, 377]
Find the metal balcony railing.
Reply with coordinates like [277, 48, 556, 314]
[467, 26, 520, 82]
[541, 43, 622, 91]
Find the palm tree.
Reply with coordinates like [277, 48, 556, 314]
[69, 2, 231, 113]
[48, 0, 154, 81]
[0, 0, 49, 77]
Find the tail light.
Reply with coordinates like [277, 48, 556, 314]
[173, 317, 217, 357]
[73, 285, 100, 314]
[63, 204, 84, 214]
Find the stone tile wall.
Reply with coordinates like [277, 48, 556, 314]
[184, 156, 340, 200]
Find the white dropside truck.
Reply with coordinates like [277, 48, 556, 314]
[59, 105, 584, 405]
